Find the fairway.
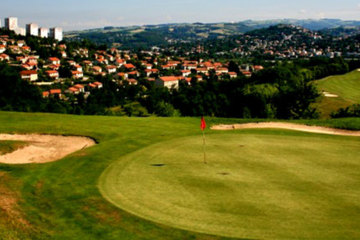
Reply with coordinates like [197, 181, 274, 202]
[315, 70, 360, 117]
[100, 130, 360, 239]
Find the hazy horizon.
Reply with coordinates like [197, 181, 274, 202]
[1, 0, 360, 31]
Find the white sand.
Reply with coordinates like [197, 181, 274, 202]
[0, 134, 95, 164]
[211, 122, 360, 136]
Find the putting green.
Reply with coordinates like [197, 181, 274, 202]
[99, 130, 360, 239]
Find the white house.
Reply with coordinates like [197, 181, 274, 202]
[20, 70, 38, 81]
[155, 76, 180, 89]
[46, 70, 59, 80]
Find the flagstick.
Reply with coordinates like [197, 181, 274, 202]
[202, 130, 207, 164]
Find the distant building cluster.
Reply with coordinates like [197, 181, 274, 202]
[0, 17, 63, 41]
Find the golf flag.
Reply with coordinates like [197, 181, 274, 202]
[200, 117, 207, 164]
[200, 116, 206, 131]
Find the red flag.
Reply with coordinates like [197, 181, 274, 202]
[200, 116, 206, 131]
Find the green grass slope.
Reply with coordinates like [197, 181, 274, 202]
[0, 111, 360, 239]
[315, 70, 360, 117]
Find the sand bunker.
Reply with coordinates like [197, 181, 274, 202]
[0, 134, 96, 164]
[211, 122, 360, 136]
[323, 92, 339, 98]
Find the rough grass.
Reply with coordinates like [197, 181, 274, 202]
[0, 111, 359, 239]
[0, 141, 28, 155]
[100, 131, 360, 239]
[314, 70, 360, 118]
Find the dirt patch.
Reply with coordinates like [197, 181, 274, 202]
[211, 122, 360, 136]
[0, 172, 30, 228]
[0, 134, 96, 164]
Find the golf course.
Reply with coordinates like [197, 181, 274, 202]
[315, 69, 360, 118]
[1, 111, 360, 239]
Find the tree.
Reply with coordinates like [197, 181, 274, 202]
[0, 63, 44, 112]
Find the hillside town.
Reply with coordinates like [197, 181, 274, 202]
[0, 18, 265, 101]
[166, 24, 360, 59]
[0, 17, 357, 118]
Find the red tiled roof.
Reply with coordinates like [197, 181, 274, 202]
[68, 87, 79, 92]
[159, 76, 181, 82]
[74, 84, 84, 89]
[50, 89, 61, 94]
[124, 63, 135, 69]
[20, 70, 37, 75]
[49, 57, 60, 61]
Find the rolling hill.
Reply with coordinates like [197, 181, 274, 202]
[64, 19, 360, 49]
[314, 70, 360, 118]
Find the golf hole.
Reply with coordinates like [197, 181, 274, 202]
[151, 164, 166, 167]
[218, 172, 230, 176]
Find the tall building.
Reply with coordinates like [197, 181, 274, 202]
[14, 27, 26, 36]
[38, 27, 49, 38]
[26, 23, 39, 36]
[5, 17, 18, 31]
[49, 27, 63, 41]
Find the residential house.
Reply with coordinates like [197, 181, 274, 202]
[155, 76, 181, 89]
[126, 79, 138, 85]
[74, 84, 85, 93]
[94, 82, 103, 88]
[241, 71, 252, 77]
[145, 68, 159, 77]
[21, 46, 31, 53]
[92, 66, 102, 73]
[253, 65, 264, 71]
[67, 87, 80, 94]
[124, 63, 135, 70]
[106, 65, 117, 74]
[0, 54, 10, 61]
[61, 51, 67, 58]
[42, 91, 50, 98]
[196, 68, 208, 74]
[49, 89, 62, 98]
[83, 60, 93, 67]
[115, 58, 125, 68]
[71, 71, 83, 79]
[117, 72, 128, 80]
[216, 67, 229, 74]
[0, 45, 5, 53]
[181, 70, 191, 77]
[48, 57, 60, 65]
[74, 65, 83, 72]
[229, 72, 238, 79]
[46, 70, 59, 80]
[20, 70, 38, 81]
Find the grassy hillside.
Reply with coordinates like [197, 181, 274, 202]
[0, 111, 360, 239]
[314, 70, 360, 118]
[0, 141, 27, 155]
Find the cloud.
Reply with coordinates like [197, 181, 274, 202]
[317, 12, 326, 19]
[299, 9, 307, 14]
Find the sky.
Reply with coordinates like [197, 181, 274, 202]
[1, 0, 360, 31]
